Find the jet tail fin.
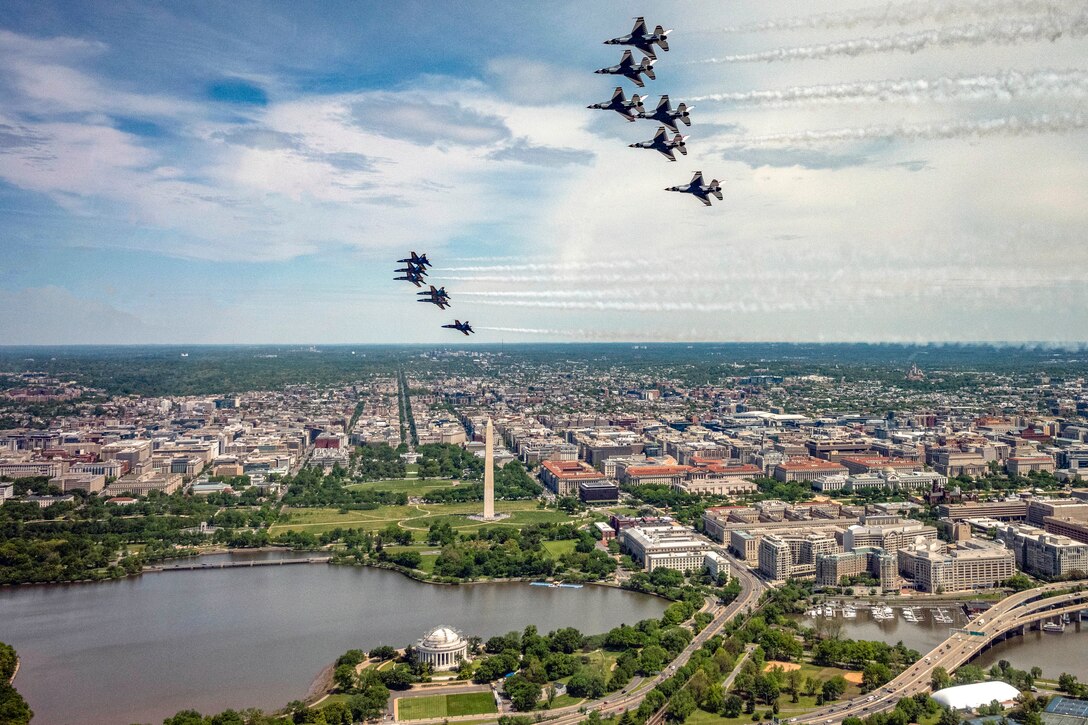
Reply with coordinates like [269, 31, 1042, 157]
[710, 182, 723, 200]
[641, 59, 656, 80]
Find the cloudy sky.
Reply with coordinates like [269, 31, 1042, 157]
[1, 0, 1086, 344]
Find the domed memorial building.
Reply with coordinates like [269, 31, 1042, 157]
[415, 626, 469, 671]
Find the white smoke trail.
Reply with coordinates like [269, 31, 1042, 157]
[468, 299, 819, 313]
[689, 68, 1088, 106]
[697, 13, 1088, 63]
[444, 271, 723, 284]
[440, 260, 652, 273]
[729, 111, 1088, 145]
[716, 0, 1081, 32]
[476, 326, 571, 335]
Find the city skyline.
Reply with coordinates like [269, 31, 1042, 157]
[1, 1, 1087, 344]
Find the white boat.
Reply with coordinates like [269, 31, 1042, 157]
[823, 603, 836, 617]
[842, 604, 857, 619]
[1043, 621, 1065, 634]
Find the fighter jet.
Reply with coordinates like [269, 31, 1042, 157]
[604, 17, 671, 60]
[417, 285, 451, 309]
[397, 251, 431, 269]
[442, 320, 474, 336]
[587, 86, 645, 122]
[629, 126, 688, 161]
[595, 50, 655, 88]
[665, 171, 722, 207]
[637, 95, 693, 133]
[394, 266, 427, 287]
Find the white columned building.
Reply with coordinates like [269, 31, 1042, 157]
[415, 626, 469, 671]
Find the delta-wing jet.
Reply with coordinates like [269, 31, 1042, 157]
[595, 50, 655, 88]
[417, 285, 451, 309]
[637, 95, 693, 133]
[587, 86, 645, 122]
[629, 126, 687, 161]
[665, 171, 722, 207]
[604, 17, 671, 60]
[442, 320, 474, 336]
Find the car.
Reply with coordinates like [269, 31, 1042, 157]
[868, 696, 875, 702]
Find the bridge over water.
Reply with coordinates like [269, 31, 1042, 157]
[793, 583, 1088, 723]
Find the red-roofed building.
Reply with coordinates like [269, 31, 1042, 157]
[540, 460, 609, 497]
[621, 465, 694, 486]
[773, 457, 846, 482]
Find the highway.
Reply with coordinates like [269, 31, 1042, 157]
[539, 555, 766, 725]
[791, 583, 1088, 724]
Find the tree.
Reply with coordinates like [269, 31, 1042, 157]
[639, 645, 668, 675]
[931, 666, 953, 691]
[753, 675, 780, 705]
[567, 670, 607, 700]
[822, 675, 847, 702]
[334, 664, 356, 692]
[938, 707, 962, 725]
[369, 645, 397, 661]
[785, 669, 803, 703]
[1059, 672, 1080, 694]
[863, 662, 893, 692]
[506, 675, 542, 712]
[667, 690, 697, 722]
[722, 694, 743, 718]
[164, 711, 206, 725]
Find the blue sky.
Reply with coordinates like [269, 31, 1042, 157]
[1, 0, 1086, 344]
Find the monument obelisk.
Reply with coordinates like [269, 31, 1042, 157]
[483, 418, 495, 519]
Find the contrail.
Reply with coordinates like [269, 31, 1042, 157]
[689, 68, 1088, 106]
[696, 13, 1088, 63]
[729, 111, 1088, 145]
[716, 0, 1081, 33]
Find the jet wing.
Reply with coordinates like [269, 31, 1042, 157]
[652, 126, 666, 143]
[630, 17, 648, 37]
[658, 147, 677, 162]
[697, 196, 712, 207]
[656, 95, 671, 113]
[689, 171, 704, 187]
[619, 49, 633, 67]
[628, 73, 645, 88]
[610, 86, 625, 103]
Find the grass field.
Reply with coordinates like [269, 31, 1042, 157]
[542, 539, 577, 558]
[397, 692, 497, 720]
[270, 501, 579, 539]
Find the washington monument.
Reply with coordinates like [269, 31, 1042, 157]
[483, 418, 495, 519]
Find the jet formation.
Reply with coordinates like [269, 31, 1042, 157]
[393, 252, 473, 334]
[592, 17, 723, 206]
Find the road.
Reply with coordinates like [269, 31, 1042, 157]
[539, 554, 766, 725]
[791, 583, 1088, 724]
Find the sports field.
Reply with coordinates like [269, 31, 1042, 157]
[397, 691, 497, 720]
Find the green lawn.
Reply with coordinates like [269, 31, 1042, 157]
[271, 500, 577, 538]
[541, 540, 577, 558]
[397, 692, 497, 720]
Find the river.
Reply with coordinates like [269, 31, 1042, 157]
[797, 602, 1086, 678]
[0, 552, 668, 725]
